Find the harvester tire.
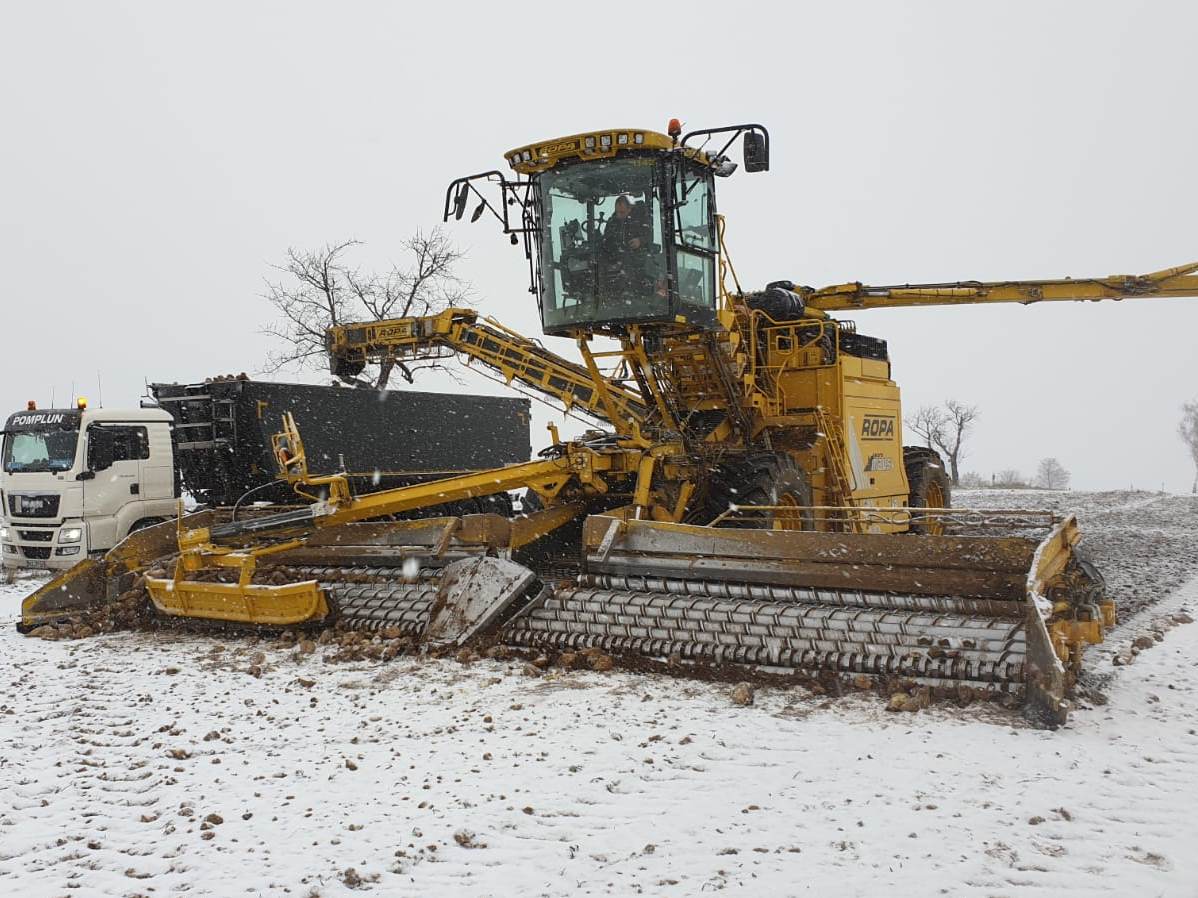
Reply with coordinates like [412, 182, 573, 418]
[904, 447, 951, 534]
[704, 452, 815, 530]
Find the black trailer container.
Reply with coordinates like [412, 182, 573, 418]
[149, 378, 531, 507]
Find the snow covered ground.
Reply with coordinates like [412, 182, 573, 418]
[2, 491, 1197, 897]
[956, 489, 1198, 619]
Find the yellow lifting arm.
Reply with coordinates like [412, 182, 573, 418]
[178, 413, 603, 553]
[803, 261, 1198, 312]
[326, 309, 648, 427]
[306, 455, 583, 530]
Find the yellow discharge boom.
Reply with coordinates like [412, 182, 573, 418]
[21, 118, 1198, 727]
[802, 262, 1198, 311]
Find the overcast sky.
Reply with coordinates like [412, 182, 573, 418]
[2, 2, 1195, 491]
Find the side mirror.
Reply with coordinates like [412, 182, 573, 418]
[743, 131, 769, 172]
[453, 183, 470, 220]
[87, 427, 115, 473]
[470, 199, 487, 223]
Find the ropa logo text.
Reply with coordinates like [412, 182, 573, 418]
[539, 140, 578, 156]
[376, 323, 412, 339]
[860, 416, 895, 440]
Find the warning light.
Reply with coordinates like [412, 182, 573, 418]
[77, 397, 88, 410]
[26, 400, 36, 411]
[667, 118, 682, 139]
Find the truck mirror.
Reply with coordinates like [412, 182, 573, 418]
[453, 183, 470, 220]
[743, 131, 769, 172]
[87, 427, 115, 473]
[470, 199, 487, 223]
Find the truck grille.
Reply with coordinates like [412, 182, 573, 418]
[21, 546, 52, 560]
[18, 530, 54, 542]
[8, 494, 60, 519]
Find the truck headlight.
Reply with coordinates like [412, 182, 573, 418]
[59, 527, 84, 543]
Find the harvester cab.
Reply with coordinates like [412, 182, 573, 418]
[446, 121, 769, 338]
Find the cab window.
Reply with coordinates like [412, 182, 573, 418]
[538, 157, 667, 331]
[674, 168, 715, 251]
[676, 251, 715, 313]
[673, 164, 717, 317]
[2, 430, 79, 473]
[105, 426, 150, 462]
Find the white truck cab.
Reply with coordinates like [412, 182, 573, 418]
[1, 402, 176, 572]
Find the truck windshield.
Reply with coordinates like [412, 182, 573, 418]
[3, 429, 80, 473]
[538, 156, 666, 331]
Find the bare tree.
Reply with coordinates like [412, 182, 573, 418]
[906, 400, 979, 486]
[1180, 399, 1198, 493]
[1035, 457, 1070, 490]
[905, 405, 947, 450]
[262, 229, 469, 389]
[959, 471, 986, 488]
[932, 400, 979, 486]
[994, 469, 1026, 488]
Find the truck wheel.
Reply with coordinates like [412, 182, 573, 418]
[904, 447, 951, 535]
[129, 518, 166, 534]
[703, 452, 814, 530]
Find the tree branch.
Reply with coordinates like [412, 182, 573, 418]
[261, 230, 470, 389]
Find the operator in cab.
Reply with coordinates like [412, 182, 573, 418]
[602, 195, 646, 253]
[600, 195, 652, 311]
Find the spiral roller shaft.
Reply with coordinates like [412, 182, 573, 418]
[267, 562, 1029, 685]
[504, 585, 1027, 684]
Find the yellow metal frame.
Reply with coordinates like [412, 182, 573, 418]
[326, 309, 647, 429]
[709, 504, 1059, 530]
[505, 128, 710, 175]
[145, 576, 329, 626]
[1025, 515, 1114, 664]
[804, 261, 1198, 312]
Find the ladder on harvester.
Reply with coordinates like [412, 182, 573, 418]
[813, 406, 864, 533]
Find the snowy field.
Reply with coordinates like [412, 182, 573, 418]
[2, 491, 1197, 897]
